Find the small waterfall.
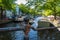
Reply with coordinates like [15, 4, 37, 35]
[16, 5, 19, 16]
[6, 10, 12, 19]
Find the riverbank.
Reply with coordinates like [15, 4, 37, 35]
[49, 19, 60, 27]
[0, 20, 12, 24]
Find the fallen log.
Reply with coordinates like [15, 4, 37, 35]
[0, 27, 24, 32]
[0, 27, 60, 32]
[32, 27, 60, 31]
[36, 27, 56, 31]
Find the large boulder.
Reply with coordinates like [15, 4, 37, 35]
[38, 21, 50, 28]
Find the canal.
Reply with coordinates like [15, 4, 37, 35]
[0, 22, 60, 40]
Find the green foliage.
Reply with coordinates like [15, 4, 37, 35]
[42, 0, 60, 19]
[19, 4, 29, 14]
[19, 0, 60, 18]
[26, 0, 44, 11]
[19, 4, 39, 16]
[26, 0, 46, 16]
[29, 9, 36, 15]
[43, 10, 53, 16]
[0, 0, 16, 10]
[26, 0, 60, 15]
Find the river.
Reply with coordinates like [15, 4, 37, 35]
[0, 22, 60, 40]
[0, 16, 60, 40]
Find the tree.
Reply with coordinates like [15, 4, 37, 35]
[43, 10, 53, 16]
[1, 0, 16, 10]
[19, 4, 39, 16]
[25, 0, 46, 16]
[0, 0, 16, 19]
[42, 0, 60, 19]
[26, 0, 60, 19]
[19, 4, 29, 15]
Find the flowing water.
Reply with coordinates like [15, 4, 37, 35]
[0, 16, 60, 40]
[0, 22, 60, 40]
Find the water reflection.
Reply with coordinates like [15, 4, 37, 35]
[12, 31, 24, 40]
[29, 29, 38, 40]
[0, 23, 38, 40]
[0, 23, 60, 40]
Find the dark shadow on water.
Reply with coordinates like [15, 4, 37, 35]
[37, 22, 60, 40]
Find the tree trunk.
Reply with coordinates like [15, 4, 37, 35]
[0, 6, 3, 19]
[1, 8, 3, 19]
[54, 13, 56, 20]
